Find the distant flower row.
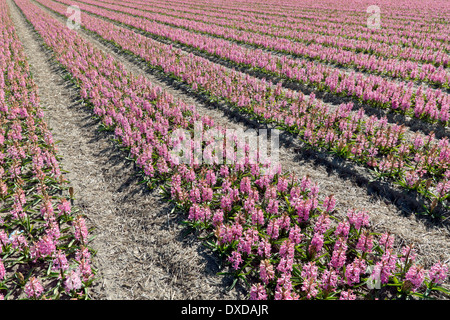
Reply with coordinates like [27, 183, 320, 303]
[85, 0, 450, 52]
[72, 0, 450, 83]
[47, 0, 450, 125]
[107, 0, 450, 68]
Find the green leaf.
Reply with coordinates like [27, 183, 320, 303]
[432, 286, 450, 296]
[227, 277, 239, 291]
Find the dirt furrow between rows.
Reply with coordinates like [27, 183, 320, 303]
[27, 0, 450, 294]
[8, 0, 244, 300]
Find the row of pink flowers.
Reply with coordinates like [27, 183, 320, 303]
[92, 0, 450, 52]
[0, 0, 94, 299]
[103, 0, 450, 69]
[75, 0, 450, 82]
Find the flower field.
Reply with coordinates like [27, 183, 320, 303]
[1, 0, 449, 300]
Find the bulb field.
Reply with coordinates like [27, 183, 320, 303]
[0, 0, 449, 301]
